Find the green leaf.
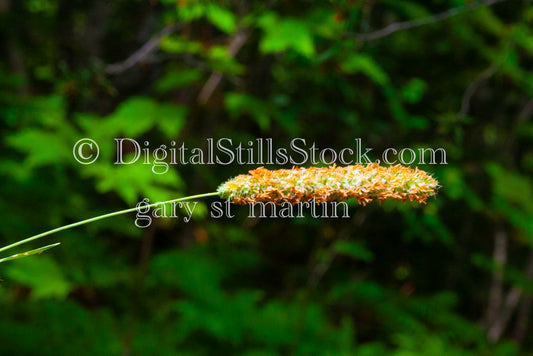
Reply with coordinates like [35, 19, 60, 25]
[85, 97, 187, 139]
[333, 240, 374, 262]
[154, 68, 203, 93]
[439, 167, 464, 200]
[7, 129, 73, 168]
[340, 54, 389, 85]
[487, 163, 533, 240]
[401, 78, 427, 103]
[85, 159, 183, 204]
[258, 14, 315, 58]
[155, 103, 188, 136]
[487, 163, 533, 211]
[176, 1, 204, 22]
[512, 24, 533, 56]
[205, 3, 237, 34]
[107, 97, 158, 136]
[160, 35, 203, 54]
[206, 45, 245, 75]
[0, 242, 61, 263]
[149, 249, 225, 302]
[4, 255, 72, 299]
[437, 166, 483, 210]
[225, 92, 270, 130]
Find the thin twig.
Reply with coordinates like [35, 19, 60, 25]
[514, 293, 533, 344]
[488, 253, 533, 343]
[307, 240, 339, 290]
[347, 0, 507, 42]
[105, 23, 181, 75]
[307, 211, 366, 289]
[197, 28, 248, 105]
[458, 64, 499, 118]
[488, 287, 522, 342]
[485, 227, 507, 330]
[517, 99, 533, 122]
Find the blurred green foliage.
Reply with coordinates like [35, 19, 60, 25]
[1, 0, 533, 354]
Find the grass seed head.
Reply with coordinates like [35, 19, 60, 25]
[217, 164, 439, 205]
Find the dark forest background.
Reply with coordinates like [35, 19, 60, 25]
[2, 0, 533, 354]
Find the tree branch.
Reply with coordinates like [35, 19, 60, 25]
[458, 64, 499, 118]
[105, 23, 180, 75]
[488, 287, 522, 342]
[514, 292, 533, 344]
[517, 98, 533, 123]
[512, 252, 533, 344]
[487, 248, 533, 343]
[485, 227, 507, 329]
[307, 211, 367, 290]
[347, 0, 507, 42]
[197, 28, 248, 105]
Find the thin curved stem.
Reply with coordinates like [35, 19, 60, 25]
[0, 192, 220, 255]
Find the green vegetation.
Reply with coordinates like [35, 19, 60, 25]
[1, 0, 532, 354]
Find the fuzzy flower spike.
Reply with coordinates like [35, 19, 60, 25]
[217, 164, 439, 205]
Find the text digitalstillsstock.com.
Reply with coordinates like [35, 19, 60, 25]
[112, 138, 447, 174]
[74, 137, 447, 172]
